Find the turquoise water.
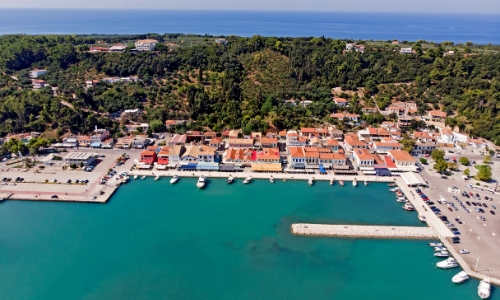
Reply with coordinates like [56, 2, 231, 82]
[0, 179, 496, 300]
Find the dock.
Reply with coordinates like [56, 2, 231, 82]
[291, 223, 438, 239]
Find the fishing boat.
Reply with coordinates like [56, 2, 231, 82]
[170, 175, 179, 184]
[227, 175, 234, 184]
[243, 176, 252, 184]
[478, 278, 491, 299]
[196, 176, 207, 189]
[428, 242, 443, 247]
[339, 180, 344, 186]
[436, 257, 458, 269]
[418, 215, 427, 222]
[452, 271, 469, 284]
[270, 177, 275, 184]
[141, 175, 146, 180]
[330, 179, 334, 185]
[352, 179, 357, 187]
[154, 175, 160, 181]
[402, 203, 415, 211]
[434, 250, 450, 258]
[364, 180, 368, 186]
[434, 246, 448, 252]
[308, 178, 314, 186]
[134, 175, 138, 180]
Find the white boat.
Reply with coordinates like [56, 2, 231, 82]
[196, 176, 206, 188]
[352, 179, 357, 187]
[396, 198, 407, 203]
[227, 175, 234, 184]
[402, 203, 415, 211]
[339, 180, 344, 186]
[434, 246, 448, 252]
[429, 242, 443, 247]
[478, 278, 491, 299]
[434, 250, 449, 257]
[154, 175, 160, 181]
[460, 249, 470, 254]
[243, 176, 252, 184]
[141, 175, 146, 180]
[308, 178, 314, 186]
[364, 180, 368, 186]
[134, 175, 138, 180]
[418, 215, 427, 222]
[437, 257, 458, 269]
[389, 187, 399, 192]
[330, 179, 334, 185]
[452, 271, 469, 284]
[270, 177, 275, 184]
[121, 176, 129, 183]
[170, 175, 179, 184]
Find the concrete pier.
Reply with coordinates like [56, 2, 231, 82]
[291, 223, 438, 239]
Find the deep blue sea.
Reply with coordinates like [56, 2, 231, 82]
[0, 9, 499, 44]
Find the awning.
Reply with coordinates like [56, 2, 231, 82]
[220, 164, 235, 171]
[179, 163, 198, 170]
[376, 168, 392, 176]
[155, 165, 168, 170]
[319, 164, 326, 173]
[196, 163, 219, 171]
[90, 142, 101, 148]
[362, 171, 377, 175]
[138, 164, 152, 169]
[400, 172, 427, 186]
[333, 165, 350, 170]
[251, 163, 282, 172]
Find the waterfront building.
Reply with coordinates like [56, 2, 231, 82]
[388, 150, 417, 172]
[223, 148, 253, 164]
[352, 148, 375, 170]
[372, 142, 402, 154]
[288, 147, 306, 169]
[140, 150, 157, 164]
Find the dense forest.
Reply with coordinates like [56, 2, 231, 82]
[0, 34, 499, 145]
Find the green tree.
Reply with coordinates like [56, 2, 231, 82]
[419, 158, 427, 164]
[434, 159, 448, 173]
[431, 149, 445, 161]
[463, 168, 470, 177]
[483, 155, 491, 164]
[400, 135, 416, 152]
[477, 165, 492, 181]
[458, 156, 470, 166]
[149, 119, 164, 133]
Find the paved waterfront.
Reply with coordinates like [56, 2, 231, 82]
[291, 223, 437, 239]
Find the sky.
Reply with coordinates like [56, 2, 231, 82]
[1, 0, 499, 14]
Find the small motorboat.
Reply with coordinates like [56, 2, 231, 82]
[141, 175, 146, 180]
[478, 278, 491, 299]
[434, 250, 449, 257]
[121, 176, 129, 183]
[402, 203, 415, 211]
[388, 183, 397, 187]
[434, 246, 448, 252]
[389, 187, 400, 192]
[270, 177, 275, 184]
[154, 175, 160, 181]
[243, 177, 252, 184]
[170, 175, 179, 184]
[196, 176, 206, 189]
[330, 179, 334, 185]
[308, 178, 314, 186]
[339, 181, 344, 186]
[227, 175, 234, 184]
[352, 179, 357, 187]
[452, 271, 469, 284]
[134, 175, 138, 180]
[396, 198, 407, 203]
[436, 257, 458, 269]
[364, 180, 368, 186]
[418, 215, 427, 222]
[460, 249, 470, 254]
[429, 242, 443, 247]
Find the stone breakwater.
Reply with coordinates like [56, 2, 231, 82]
[291, 223, 437, 239]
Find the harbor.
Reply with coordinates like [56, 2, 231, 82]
[291, 223, 437, 239]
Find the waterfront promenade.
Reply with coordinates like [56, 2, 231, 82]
[291, 223, 437, 239]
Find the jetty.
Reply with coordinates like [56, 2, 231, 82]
[291, 223, 437, 239]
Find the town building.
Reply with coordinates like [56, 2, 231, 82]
[352, 148, 375, 170]
[140, 150, 157, 165]
[77, 135, 91, 147]
[90, 129, 110, 148]
[260, 137, 278, 148]
[29, 69, 47, 78]
[135, 39, 159, 51]
[168, 134, 187, 146]
[63, 152, 95, 167]
[387, 150, 416, 172]
[334, 97, 348, 107]
[288, 147, 306, 169]
[32, 79, 47, 89]
[227, 138, 254, 149]
[372, 142, 402, 154]
[428, 110, 447, 121]
[400, 47, 413, 54]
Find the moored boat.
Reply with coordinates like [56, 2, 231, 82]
[227, 175, 234, 184]
[428, 242, 443, 247]
[243, 176, 252, 184]
[352, 179, 357, 187]
[388, 183, 397, 187]
[154, 175, 160, 181]
[196, 176, 207, 188]
[121, 176, 129, 183]
[436, 257, 458, 269]
[270, 177, 275, 184]
[170, 175, 179, 184]
[418, 215, 426, 222]
[134, 175, 138, 180]
[434, 250, 449, 257]
[364, 180, 368, 186]
[389, 187, 400, 192]
[396, 198, 407, 203]
[452, 271, 469, 284]
[141, 175, 146, 180]
[330, 179, 334, 185]
[402, 203, 415, 211]
[339, 180, 344, 186]
[478, 278, 491, 299]
[434, 246, 448, 252]
[308, 178, 314, 186]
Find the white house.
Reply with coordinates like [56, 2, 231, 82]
[32, 79, 47, 89]
[135, 39, 159, 51]
[438, 128, 454, 144]
[352, 148, 375, 169]
[372, 142, 402, 154]
[388, 150, 416, 172]
[29, 69, 47, 78]
[334, 97, 348, 107]
[400, 47, 413, 54]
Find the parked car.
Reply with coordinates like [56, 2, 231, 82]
[455, 218, 463, 224]
[479, 216, 486, 221]
[490, 210, 496, 215]
[51, 195, 58, 199]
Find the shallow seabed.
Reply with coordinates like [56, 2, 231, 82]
[0, 179, 495, 299]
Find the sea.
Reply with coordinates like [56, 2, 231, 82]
[0, 178, 496, 300]
[0, 9, 499, 44]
